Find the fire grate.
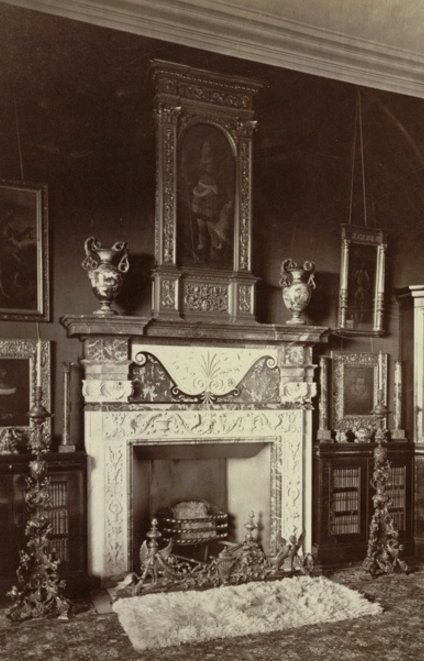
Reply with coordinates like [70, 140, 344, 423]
[157, 500, 228, 545]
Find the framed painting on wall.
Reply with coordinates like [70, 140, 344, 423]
[0, 180, 49, 321]
[0, 338, 51, 450]
[330, 350, 388, 434]
[337, 225, 387, 336]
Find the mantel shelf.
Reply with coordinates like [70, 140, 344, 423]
[61, 314, 330, 345]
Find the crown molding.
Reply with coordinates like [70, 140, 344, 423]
[4, 0, 424, 99]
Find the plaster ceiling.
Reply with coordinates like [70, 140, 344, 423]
[239, 0, 424, 53]
[3, 0, 424, 98]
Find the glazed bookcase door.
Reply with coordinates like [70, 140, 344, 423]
[313, 442, 413, 565]
[0, 453, 86, 580]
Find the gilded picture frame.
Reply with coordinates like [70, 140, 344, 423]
[0, 179, 49, 321]
[150, 59, 263, 324]
[337, 224, 387, 336]
[0, 338, 51, 449]
[331, 350, 388, 432]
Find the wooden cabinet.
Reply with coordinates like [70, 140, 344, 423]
[313, 442, 414, 565]
[0, 452, 86, 581]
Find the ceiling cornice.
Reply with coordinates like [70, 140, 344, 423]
[5, 0, 424, 98]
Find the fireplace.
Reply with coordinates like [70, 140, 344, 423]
[62, 316, 328, 580]
[131, 440, 272, 562]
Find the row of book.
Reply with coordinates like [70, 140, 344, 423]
[48, 537, 69, 563]
[389, 466, 406, 487]
[47, 481, 68, 508]
[390, 511, 406, 532]
[331, 513, 360, 535]
[333, 468, 360, 489]
[386, 491, 406, 509]
[47, 507, 68, 535]
[332, 491, 359, 513]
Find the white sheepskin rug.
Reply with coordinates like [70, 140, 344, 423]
[112, 575, 382, 651]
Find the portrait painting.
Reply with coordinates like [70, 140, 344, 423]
[177, 123, 235, 269]
[0, 180, 49, 320]
[331, 350, 387, 432]
[346, 243, 377, 330]
[343, 365, 375, 416]
[0, 339, 51, 446]
[0, 358, 30, 427]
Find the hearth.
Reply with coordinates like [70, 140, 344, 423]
[61, 315, 328, 580]
[131, 440, 272, 566]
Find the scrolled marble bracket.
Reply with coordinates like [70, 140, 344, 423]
[280, 382, 317, 407]
[82, 379, 133, 404]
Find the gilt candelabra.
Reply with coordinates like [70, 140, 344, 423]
[362, 427, 408, 577]
[7, 387, 70, 621]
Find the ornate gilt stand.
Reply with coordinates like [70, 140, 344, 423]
[362, 428, 408, 577]
[7, 388, 70, 621]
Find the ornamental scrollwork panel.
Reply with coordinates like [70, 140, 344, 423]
[84, 337, 129, 362]
[131, 354, 280, 405]
[104, 443, 127, 575]
[238, 285, 252, 313]
[132, 345, 277, 398]
[102, 408, 303, 442]
[161, 279, 176, 308]
[184, 283, 228, 313]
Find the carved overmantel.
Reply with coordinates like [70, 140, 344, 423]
[150, 60, 264, 324]
[62, 314, 328, 579]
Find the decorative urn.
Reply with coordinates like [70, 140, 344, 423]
[280, 259, 316, 325]
[82, 236, 129, 316]
[353, 426, 373, 443]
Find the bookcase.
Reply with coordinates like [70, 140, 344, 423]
[398, 285, 424, 557]
[0, 452, 87, 583]
[313, 442, 413, 565]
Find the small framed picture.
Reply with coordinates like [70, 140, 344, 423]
[0, 180, 49, 321]
[337, 225, 387, 336]
[0, 339, 51, 448]
[331, 350, 388, 432]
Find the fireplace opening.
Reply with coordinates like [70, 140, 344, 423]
[131, 441, 272, 569]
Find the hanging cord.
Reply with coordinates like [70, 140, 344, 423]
[13, 89, 25, 180]
[347, 97, 358, 225]
[358, 89, 368, 228]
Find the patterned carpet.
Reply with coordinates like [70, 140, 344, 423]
[1, 566, 424, 660]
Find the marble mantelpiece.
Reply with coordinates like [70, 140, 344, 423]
[62, 315, 328, 579]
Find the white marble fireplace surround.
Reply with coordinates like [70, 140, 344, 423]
[62, 316, 328, 580]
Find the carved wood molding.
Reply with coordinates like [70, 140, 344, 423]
[9, 0, 424, 99]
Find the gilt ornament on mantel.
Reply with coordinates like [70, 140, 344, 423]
[280, 260, 316, 325]
[82, 236, 129, 316]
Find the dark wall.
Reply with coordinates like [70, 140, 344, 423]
[1, 5, 424, 443]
